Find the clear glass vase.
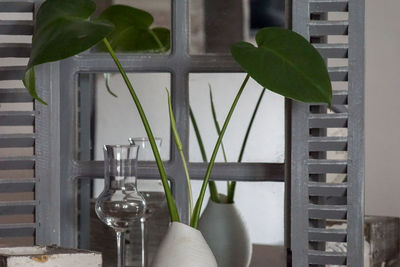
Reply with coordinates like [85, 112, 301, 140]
[129, 137, 165, 267]
[95, 145, 146, 267]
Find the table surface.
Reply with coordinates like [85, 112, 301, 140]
[250, 245, 285, 267]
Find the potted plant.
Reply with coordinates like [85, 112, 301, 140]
[189, 85, 266, 267]
[23, 0, 332, 266]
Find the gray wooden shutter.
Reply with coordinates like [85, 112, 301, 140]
[290, 0, 365, 266]
[0, 0, 36, 246]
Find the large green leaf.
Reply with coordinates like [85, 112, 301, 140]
[231, 27, 332, 105]
[23, 0, 114, 104]
[97, 5, 170, 52]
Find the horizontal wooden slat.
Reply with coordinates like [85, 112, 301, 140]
[310, 0, 349, 12]
[309, 204, 347, 219]
[0, 200, 35, 215]
[0, 43, 31, 58]
[0, 88, 33, 103]
[314, 43, 348, 58]
[0, 133, 35, 147]
[0, 156, 35, 170]
[0, 111, 35, 126]
[309, 182, 347, 196]
[0, 1, 34, 13]
[0, 178, 35, 192]
[328, 66, 348, 81]
[309, 136, 347, 151]
[309, 20, 349, 36]
[0, 223, 36, 238]
[309, 113, 348, 128]
[0, 20, 33, 35]
[308, 159, 347, 174]
[332, 90, 348, 105]
[308, 250, 347, 265]
[309, 227, 347, 242]
[0, 66, 25, 80]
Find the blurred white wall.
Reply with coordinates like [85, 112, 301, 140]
[365, 0, 400, 218]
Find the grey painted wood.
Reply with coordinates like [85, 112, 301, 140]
[0, 111, 35, 126]
[0, 20, 33, 35]
[0, 88, 34, 103]
[0, 133, 35, 147]
[308, 228, 347, 242]
[0, 66, 25, 80]
[0, 178, 35, 192]
[309, 0, 349, 12]
[347, 0, 365, 265]
[0, 201, 35, 215]
[0, 1, 34, 12]
[0, 156, 34, 170]
[308, 250, 347, 265]
[0, 43, 31, 57]
[309, 20, 349, 36]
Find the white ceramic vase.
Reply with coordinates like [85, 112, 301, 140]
[151, 222, 218, 267]
[198, 198, 252, 267]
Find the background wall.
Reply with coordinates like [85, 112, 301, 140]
[365, 0, 400, 218]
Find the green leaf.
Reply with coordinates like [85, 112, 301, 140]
[231, 27, 332, 105]
[24, 0, 114, 104]
[97, 5, 170, 52]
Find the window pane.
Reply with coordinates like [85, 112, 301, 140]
[189, 73, 285, 163]
[92, 0, 171, 54]
[190, 0, 285, 54]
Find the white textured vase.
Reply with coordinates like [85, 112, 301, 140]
[198, 198, 252, 267]
[151, 222, 218, 267]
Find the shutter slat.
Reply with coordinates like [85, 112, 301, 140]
[0, 201, 35, 215]
[0, 43, 31, 58]
[309, 136, 347, 151]
[332, 90, 348, 105]
[0, 178, 35, 193]
[308, 159, 347, 173]
[314, 43, 348, 58]
[0, 66, 26, 80]
[0, 2, 34, 13]
[328, 66, 348, 81]
[0, 89, 33, 103]
[0, 20, 33, 35]
[0, 111, 35, 126]
[309, 113, 348, 128]
[308, 250, 347, 265]
[310, 0, 349, 12]
[0, 134, 35, 147]
[309, 182, 347, 196]
[309, 204, 347, 219]
[0, 156, 35, 170]
[0, 227, 35, 238]
[309, 20, 349, 36]
[309, 228, 347, 242]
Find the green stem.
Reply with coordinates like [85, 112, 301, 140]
[103, 38, 180, 222]
[209, 85, 228, 162]
[190, 74, 250, 228]
[166, 89, 193, 217]
[149, 29, 166, 53]
[104, 73, 118, 98]
[189, 108, 220, 203]
[227, 87, 266, 203]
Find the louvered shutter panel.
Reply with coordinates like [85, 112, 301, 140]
[291, 0, 364, 266]
[0, 0, 36, 246]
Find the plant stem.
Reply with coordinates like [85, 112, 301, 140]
[190, 74, 250, 228]
[209, 85, 228, 162]
[227, 87, 267, 203]
[166, 89, 193, 217]
[149, 29, 166, 53]
[189, 108, 220, 203]
[103, 38, 180, 222]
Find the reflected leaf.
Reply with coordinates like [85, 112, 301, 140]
[97, 5, 170, 52]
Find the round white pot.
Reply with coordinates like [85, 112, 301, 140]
[198, 198, 252, 267]
[151, 222, 218, 267]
